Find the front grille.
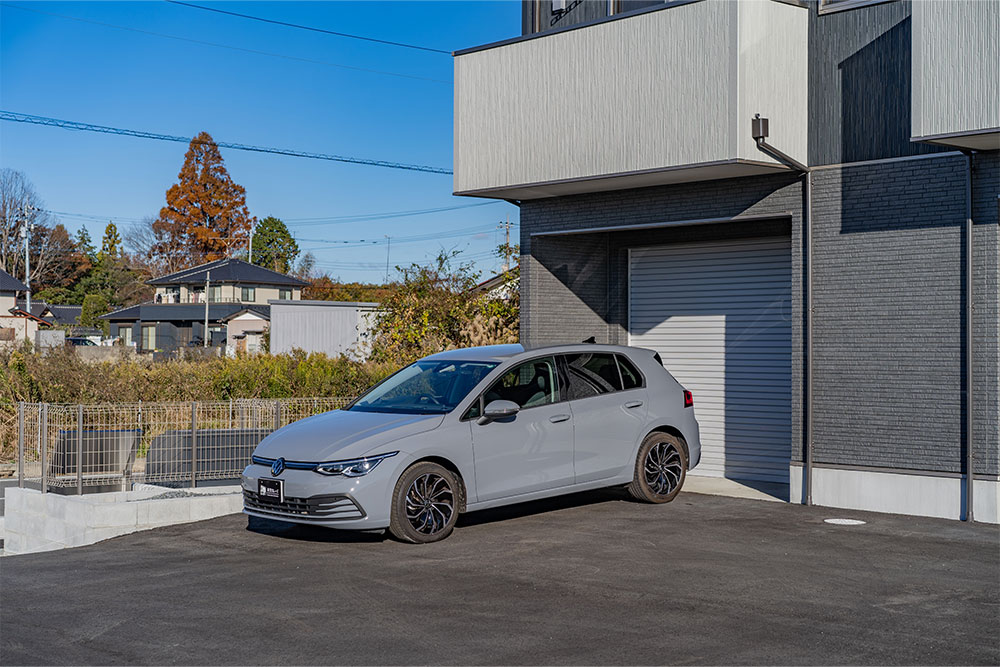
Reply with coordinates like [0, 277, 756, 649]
[243, 490, 365, 520]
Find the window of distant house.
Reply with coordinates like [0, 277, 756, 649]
[191, 287, 203, 303]
[142, 325, 156, 351]
[120, 326, 133, 346]
[209, 285, 222, 302]
[241, 286, 256, 302]
[278, 288, 291, 300]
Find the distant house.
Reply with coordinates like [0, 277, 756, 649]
[222, 307, 270, 355]
[100, 258, 307, 353]
[16, 300, 82, 327]
[470, 270, 519, 301]
[0, 268, 49, 348]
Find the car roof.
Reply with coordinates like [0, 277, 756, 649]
[422, 342, 654, 364]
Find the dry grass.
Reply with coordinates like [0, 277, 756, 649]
[0, 347, 399, 462]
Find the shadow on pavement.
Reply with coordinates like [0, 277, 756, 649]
[245, 486, 634, 541]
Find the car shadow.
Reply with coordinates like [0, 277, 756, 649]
[245, 515, 388, 543]
[456, 486, 632, 528]
[244, 487, 634, 542]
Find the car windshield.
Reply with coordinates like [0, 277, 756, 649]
[348, 360, 499, 415]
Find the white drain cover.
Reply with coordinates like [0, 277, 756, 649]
[824, 518, 867, 526]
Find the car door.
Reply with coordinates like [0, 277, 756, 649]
[563, 352, 648, 484]
[470, 356, 575, 502]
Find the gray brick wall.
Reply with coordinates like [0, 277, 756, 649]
[519, 152, 999, 476]
[810, 153, 997, 476]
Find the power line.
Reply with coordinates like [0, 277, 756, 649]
[165, 1, 451, 55]
[285, 201, 501, 225]
[0, 3, 451, 85]
[0, 111, 453, 175]
[42, 201, 505, 228]
[298, 223, 500, 249]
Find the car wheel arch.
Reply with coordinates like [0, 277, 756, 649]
[643, 426, 690, 469]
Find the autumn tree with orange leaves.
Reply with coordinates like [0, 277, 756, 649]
[153, 132, 255, 268]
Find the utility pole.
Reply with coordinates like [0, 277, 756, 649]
[248, 222, 254, 264]
[384, 235, 391, 283]
[498, 216, 512, 272]
[203, 270, 210, 348]
[21, 204, 34, 313]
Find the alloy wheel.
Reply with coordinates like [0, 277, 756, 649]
[643, 442, 683, 496]
[404, 473, 455, 535]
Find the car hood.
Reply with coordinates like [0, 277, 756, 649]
[252, 409, 444, 462]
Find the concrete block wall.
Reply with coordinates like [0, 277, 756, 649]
[4, 486, 243, 555]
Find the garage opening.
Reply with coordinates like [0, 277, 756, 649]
[628, 236, 792, 484]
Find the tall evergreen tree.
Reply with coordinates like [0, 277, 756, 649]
[153, 132, 255, 266]
[251, 216, 299, 274]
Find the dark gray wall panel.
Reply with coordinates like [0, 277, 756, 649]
[808, 0, 948, 165]
[809, 153, 997, 475]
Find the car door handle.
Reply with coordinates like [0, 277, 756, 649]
[624, 401, 643, 409]
[549, 414, 571, 423]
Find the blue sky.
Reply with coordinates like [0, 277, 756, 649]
[0, 1, 521, 282]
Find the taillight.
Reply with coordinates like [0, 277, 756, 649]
[683, 390, 694, 408]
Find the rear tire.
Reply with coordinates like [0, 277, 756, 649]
[388, 462, 459, 543]
[627, 432, 687, 503]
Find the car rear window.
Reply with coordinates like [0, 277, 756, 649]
[563, 352, 622, 399]
[616, 354, 643, 390]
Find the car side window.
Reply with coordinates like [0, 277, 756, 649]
[564, 352, 622, 399]
[616, 354, 643, 390]
[483, 357, 559, 409]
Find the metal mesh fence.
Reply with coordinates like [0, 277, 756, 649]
[16, 397, 352, 493]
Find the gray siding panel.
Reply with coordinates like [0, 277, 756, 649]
[911, 0, 1000, 140]
[270, 304, 374, 358]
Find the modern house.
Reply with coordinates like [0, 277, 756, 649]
[101, 258, 307, 352]
[454, 0, 999, 521]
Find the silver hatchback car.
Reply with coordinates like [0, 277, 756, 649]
[242, 343, 701, 543]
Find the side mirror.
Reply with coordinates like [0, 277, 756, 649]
[479, 399, 520, 424]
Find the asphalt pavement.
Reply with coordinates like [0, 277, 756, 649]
[1, 489, 997, 665]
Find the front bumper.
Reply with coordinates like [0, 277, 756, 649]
[241, 461, 396, 530]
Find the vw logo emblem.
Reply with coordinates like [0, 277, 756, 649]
[271, 458, 285, 477]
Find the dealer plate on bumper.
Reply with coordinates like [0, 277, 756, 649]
[258, 478, 283, 503]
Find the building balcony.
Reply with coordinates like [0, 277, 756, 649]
[454, 0, 807, 200]
[911, 0, 999, 150]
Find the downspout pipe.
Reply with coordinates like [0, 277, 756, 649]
[961, 150, 975, 522]
[752, 115, 812, 506]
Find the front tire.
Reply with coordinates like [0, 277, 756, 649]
[388, 462, 459, 543]
[627, 433, 687, 503]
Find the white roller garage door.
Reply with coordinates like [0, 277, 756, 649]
[629, 237, 792, 483]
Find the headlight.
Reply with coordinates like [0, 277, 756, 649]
[314, 452, 398, 477]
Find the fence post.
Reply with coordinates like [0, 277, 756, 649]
[190, 401, 198, 489]
[17, 402, 24, 488]
[40, 403, 48, 494]
[77, 404, 84, 495]
[273, 400, 281, 431]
